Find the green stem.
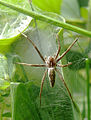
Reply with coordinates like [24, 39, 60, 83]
[0, 1, 91, 37]
[86, 58, 90, 120]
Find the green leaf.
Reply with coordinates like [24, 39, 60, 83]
[33, 0, 62, 14]
[0, 0, 30, 11]
[80, 7, 88, 20]
[0, 79, 10, 90]
[11, 81, 81, 120]
[78, 0, 89, 7]
[11, 82, 41, 120]
[0, 0, 31, 38]
[61, 0, 81, 20]
[0, 0, 32, 54]
[0, 54, 10, 90]
[2, 112, 11, 117]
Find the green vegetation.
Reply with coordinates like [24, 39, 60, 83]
[0, 0, 91, 120]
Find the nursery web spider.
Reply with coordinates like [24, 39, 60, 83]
[16, 32, 78, 105]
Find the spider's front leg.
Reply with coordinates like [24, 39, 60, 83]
[16, 62, 46, 67]
[55, 68, 74, 103]
[56, 38, 78, 63]
[19, 32, 45, 63]
[54, 34, 61, 60]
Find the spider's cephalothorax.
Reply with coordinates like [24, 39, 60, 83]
[16, 32, 78, 105]
[45, 56, 56, 87]
[45, 56, 56, 68]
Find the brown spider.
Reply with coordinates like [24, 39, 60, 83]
[16, 32, 78, 105]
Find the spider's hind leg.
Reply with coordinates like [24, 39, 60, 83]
[55, 68, 74, 103]
[39, 69, 48, 106]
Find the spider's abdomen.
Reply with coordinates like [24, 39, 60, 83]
[48, 68, 55, 87]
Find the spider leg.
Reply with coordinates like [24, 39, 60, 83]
[40, 69, 48, 105]
[20, 32, 45, 63]
[16, 62, 46, 67]
[56, 38, 78, 63]
[55, 34, 61, 60]
[55, 68, 74, 103]
[57, 62, 72, 67]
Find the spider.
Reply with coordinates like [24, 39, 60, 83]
[16, 32, 78, 105]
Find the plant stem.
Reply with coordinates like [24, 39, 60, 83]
[86, 58, 90, 120]
[0, 1, 91, 37]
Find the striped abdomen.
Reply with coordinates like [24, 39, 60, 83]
[48, 68, 55, 87]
